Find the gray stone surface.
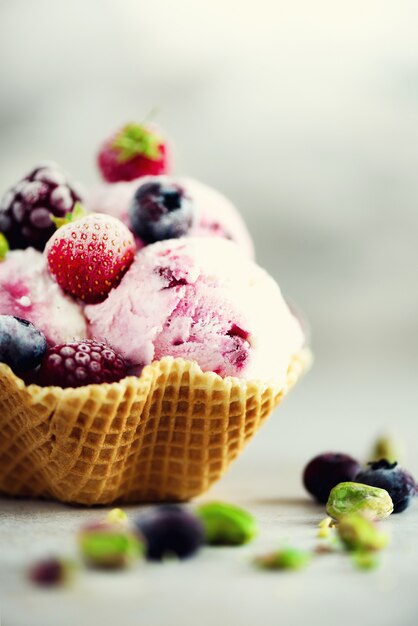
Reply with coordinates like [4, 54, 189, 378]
[1, 357, 418, 626]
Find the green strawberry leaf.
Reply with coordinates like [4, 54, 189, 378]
[0, 232, 9, 260]
[51, 202, 87, 230]
[112, 123, 162, 163]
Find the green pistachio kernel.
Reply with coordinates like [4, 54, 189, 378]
[337, 513, 390, 552]
[51, 202, 86, 229]
[326, 482, 393, 521]
[369, 433, 405, 464]
[79, 522, 144, 568]
[317, 516, 334, 538]
[106, 508, 128, 525]
[255, 547, 311, 571]
[195, 501, 257, 546]
[351, 550, 379, 571]
[0, 233, 9, 260]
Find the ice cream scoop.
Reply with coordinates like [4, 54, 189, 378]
[85, 238, 303, 389]
[86, 176, 254, 257]
[0, 248, 87, 344]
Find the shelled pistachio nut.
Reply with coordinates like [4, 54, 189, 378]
[326, 482, 393, 521]
[337, 513, 390, 552]
[196, 502, 257, 546]
[79, 521, 144, 568]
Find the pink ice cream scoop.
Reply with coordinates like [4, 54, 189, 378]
[85, 238, 304, 388]
[0, 248, 87, 345]
[85, 177, 254, 257]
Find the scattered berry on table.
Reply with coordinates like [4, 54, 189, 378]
[0, 162, 82, 251]
[135, 505, 205, 561]
[46, 213, 135, 304]
[37, 340, 127, 388]
[28, 558, 72, 587]
[98, 122, 169, 183]
[303, 452, 361, 504]
[129, 178, 195, 243]
[0, 315, 47, 373]
[355, 460, 416, 514]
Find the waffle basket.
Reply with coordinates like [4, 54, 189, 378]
[0, 350, 310, 505]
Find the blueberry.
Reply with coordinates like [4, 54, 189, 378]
[303, 452, 361, 504]
[0, 315, 47, 373]
[135, 505, 205, 561]
[129, 178, 195, 243]
[355, 460, 416, 513]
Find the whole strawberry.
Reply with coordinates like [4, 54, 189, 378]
[0, 162, 82, 251]
[97, 122, 169, 183]
[37, 340, 127, 387]
[46, 213, 135, 304]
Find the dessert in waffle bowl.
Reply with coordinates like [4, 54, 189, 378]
[0, 123, 310, 505]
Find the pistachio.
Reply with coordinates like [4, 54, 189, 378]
[317, 516, 334, 538]
[337, 513, 390, 552]
[0, 233, 9, 261]
[106, 508, 128, 525]
[326, 482, 393, 521]
[351, 550, 379, 571]
[196, 501, 257, 546]
[370, 433, 405, 464]
[79, 521, 144, 568]
[255, 547, 311, 571]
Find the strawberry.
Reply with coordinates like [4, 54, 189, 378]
[45, 213, 135, 304]
[97, 122, 170, 183]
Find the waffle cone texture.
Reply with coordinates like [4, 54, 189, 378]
[0, 351, 310, 505]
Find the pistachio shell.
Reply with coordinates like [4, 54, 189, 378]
[326, 482, 393, 521]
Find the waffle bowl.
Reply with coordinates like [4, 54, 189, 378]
[0, 350, 310, 505]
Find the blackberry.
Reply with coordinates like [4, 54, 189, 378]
[0, 162, 82, 251]
[37, 339, 127, 388]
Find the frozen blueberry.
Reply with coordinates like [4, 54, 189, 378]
[0, 315, 47, 373]
[129, 178, 195, 243]
[303, 452, 361, 504]
[355, 460, 416, 513]
[135, 505, 205, 561]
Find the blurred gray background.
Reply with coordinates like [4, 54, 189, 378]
[1, 3, 418, 625]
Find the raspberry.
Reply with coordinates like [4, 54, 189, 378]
[97, 123, 169, 183]
[37, 340, 127, 388]
[45, 213, 135, 304]
[0, 162, 82, 251]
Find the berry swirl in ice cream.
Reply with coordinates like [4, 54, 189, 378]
[85, 238, 304, 389]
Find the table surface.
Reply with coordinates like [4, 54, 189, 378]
[1, 356, 418, 626]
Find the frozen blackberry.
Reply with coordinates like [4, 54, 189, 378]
[0, 162, 83, 251]
[37, 340, 127, 388]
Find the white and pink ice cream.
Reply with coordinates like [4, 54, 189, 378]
[85, 238, 304, 389]
[86, 176, 254, 258]
[0, 248, 87, 344]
